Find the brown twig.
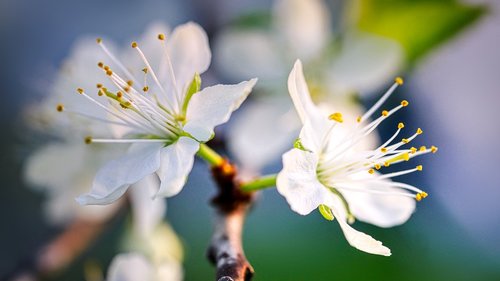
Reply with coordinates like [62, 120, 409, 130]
[207, 160, 255, 281]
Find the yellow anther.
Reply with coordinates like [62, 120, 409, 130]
[421, 192, 428, 198]
[158, 33, 165, 40]
[380, 147, 387, 153]
[382, 110, 389, 117]
[116, 91, 123, 98]
[402, 138, 409, 144]
[416, 193, 422, 202]
[328, 112, 343, 123]
[384, 161, 390, 167]
[96, 37, 102, 44]
[368, 169, 375, 174]
[97, 62, 104, 68]
[416, 128, 423, 135]
[374, 164, 381, 170]
[98, 89, 104, 96]
[142, 67, 148, 73]
[56, 104, 64, 112]
[395, 77, 404, 85]
[131, 41, 138, 48]
[398, 122, 405, 129]
[127, 80, 133, 86]
[124, 86, 131, 93]
[77, 88, 84, 94]
[356, 116, 362, 123]
[103, 65, 110, 71]
[106, 70, 113, 76]
[143, 86, 149, 92]
[431, 145, 438, 153]
[84, 136, 93, 144]
[416, 165, 423, 171]
[96, 83, 103, 89]
[401, 100, 409, 107]
[419, 146, 427, 152]
[410, 147, 417, 154]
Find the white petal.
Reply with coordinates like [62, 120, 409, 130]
[168, 22, 211, 95]
[273, 0, 331, 61]
[107, 253, 154, 281]
[277, 149, 329, 215]
[184, 79, 257, 142]
[228, 97, 300, 172]
[129, 174, 166, 237]
[288, 60, 323, 125]
[331, 205, 391, 256]
[24, 143, 87, 190]
[77, 143, 163, 205]
[326, 196, 391, 256]
[214, 29, 285, 83]
[341, 176, 416, 228]
[156, 137, 199, 198]
[328, 33, 404, 96]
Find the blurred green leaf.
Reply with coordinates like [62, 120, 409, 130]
[229, 11, 272, 29]
[357, 0, 486, 63]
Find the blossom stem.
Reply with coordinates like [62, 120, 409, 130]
[198, 143, 224, 166]
[240, 174, 277, 192]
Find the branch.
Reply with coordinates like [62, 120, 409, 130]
[207, 160, 255, 281]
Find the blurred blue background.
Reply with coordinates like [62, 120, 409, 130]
[1, 0, 499, 280]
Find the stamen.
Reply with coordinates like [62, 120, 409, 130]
[56, 104, 64, 112]
[431, 145, 438, 153]
[89, 138, 168, 144]
[395, 77, 404, 85]
[360, 78, 402, 121]
[84, 136, 93, 144]
[328, 112, 343, 123]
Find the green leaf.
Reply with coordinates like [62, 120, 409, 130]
[229, 11, 272, 29]
[357, 0, 486, 63]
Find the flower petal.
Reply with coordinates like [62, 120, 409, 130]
[168, 22, 211, 95]
[129, 174, 166, 237]
[184, 79, 257, 142]
[288, 60, 323, 125]
[327, 196, 391, 256]
[341, 177, 416, 228]
[277, 148, 329, 215]
[76, 143, 163, 205]
[214, 29, 285, 83]
[107, 253, 154, 281]
[328, 33, 404, 96]
[274, 0, 331, 61]
[156, 137, 199, 198]
[228, 97, 300, 173]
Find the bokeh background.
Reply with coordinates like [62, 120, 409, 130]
[1, 0, 499, 280]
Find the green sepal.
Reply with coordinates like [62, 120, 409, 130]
[181, 73, 201, 116]
[293, 138, 312, 152]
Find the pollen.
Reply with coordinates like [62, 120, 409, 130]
[419, 146, 427, 152]
[384, 161, 390, 167]
[402, 138, 409, 144]
[381, 110, 389, 117]
[131, 41, 138, 48]
[96, 37, 102, 44]
[96, 83, 103, 88]
[117, 91, 123, 98]
[97, 62, 104, 68]
[416, 192, 428, 202]
[158, 33, 165, 40]
[431, 145, 438, 153]
[416, 165, 423, 171]
[127, 80, 133, 86]
[142, 67, 148, 74]
[374, 164, 381, 170]
[103, 65, 110, 71]
[395, 77, 404, 85]
[356, 116, 362, 123]
[56, 104, 64, 112]
[328, 112, 343, 123]
[143, 86, 149, 92]
[380, 147, 387, 153]
[401, 100, 409, 107]
[416, 128, 423, 135]
[77, 88, 84, 94]
[368, 169, 375, 174]
[398, 122, 405, 129]
[410, 147, 417, 154]
[124, 86, 131, 93]
[84, 136, 93, 144]
[106, 70, 113, 76]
